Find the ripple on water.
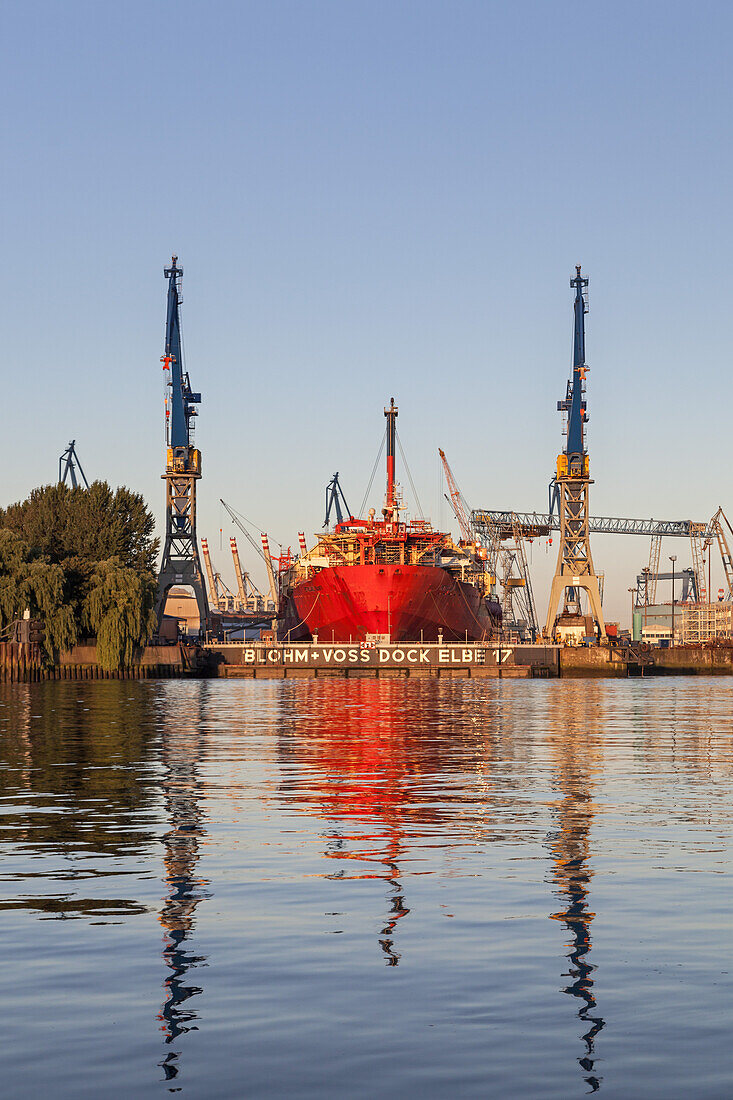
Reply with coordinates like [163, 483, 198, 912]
[1, 676, 733, 1098]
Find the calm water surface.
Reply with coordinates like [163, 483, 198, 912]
[1, 677, 732, 1098]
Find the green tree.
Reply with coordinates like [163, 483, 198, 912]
[0, 482, 160, 668]
[0, 481, 159, 572]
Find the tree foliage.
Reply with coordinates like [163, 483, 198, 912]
[0, 481, 158, 573]
[0, 482, 159, 668]
[83, 559, 157, 670]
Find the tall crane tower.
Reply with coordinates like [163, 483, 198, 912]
[545, 267, 606, 640]
[154, 257, 209, 633]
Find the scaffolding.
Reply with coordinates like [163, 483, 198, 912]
[675, 602, 733, 645]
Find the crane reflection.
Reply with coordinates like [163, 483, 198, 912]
[156, 684, 211, 1086]
[546, 686, 605, 1093]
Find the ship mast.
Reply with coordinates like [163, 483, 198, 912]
[384, 397, 398, 522]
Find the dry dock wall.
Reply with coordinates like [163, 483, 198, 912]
[207, 642, 560, 679]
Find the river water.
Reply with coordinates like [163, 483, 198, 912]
[1, 677, 732, 1098]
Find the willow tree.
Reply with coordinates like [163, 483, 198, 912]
[83, 558, 157, 670]
[0, 530, 78, 657]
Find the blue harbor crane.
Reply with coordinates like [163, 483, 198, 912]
[58, 440, 89, 489]
[545, 267, 606, 641]
[324, 472, 351, 528]
[154, 256, 209, 634]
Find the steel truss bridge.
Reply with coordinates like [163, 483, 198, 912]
[471, 510, 717, 540]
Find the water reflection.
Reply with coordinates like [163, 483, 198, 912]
[277, 677, 493, 963]
[276, 679, 510, 964]
[546, 686, 605, 1093]
[0, 682, 159, 919]
[0, 681, 213, 1088]
[276, 678, 608, 1083]
[4, 678, 733, 1097]
[156, 684, 211, 1087]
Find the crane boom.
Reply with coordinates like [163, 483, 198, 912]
[220, 499, 268, 563]
[200, 538, 219, 606]
[163, 257, 201, 457]
[438, 449, 473, 543]
[230, 537, 248, 602]
[260, 534, 278, 610]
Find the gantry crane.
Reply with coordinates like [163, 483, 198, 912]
[644, 534, 663, 604]
[635, 508, 733, 609]
[154, 257, 209, 633]
[497, 513, 539, 640]
[545, 267, 606, 640]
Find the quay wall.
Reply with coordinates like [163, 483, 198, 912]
[560, 647, 629, 678]
[560, 642, 733, 677]
[0, 640, 189, 682]
[649, 645, 733, 675]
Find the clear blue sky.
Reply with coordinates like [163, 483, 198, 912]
[2, 0, 731, 623]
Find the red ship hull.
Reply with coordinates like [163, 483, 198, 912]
[278, 563, 500, 642]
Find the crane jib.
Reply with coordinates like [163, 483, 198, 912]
[164, 259, 201, 455]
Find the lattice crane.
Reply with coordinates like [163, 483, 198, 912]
[154, 257, 209, 633]
[545, 267, 606, 640]
[710, 507, 733, 599]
